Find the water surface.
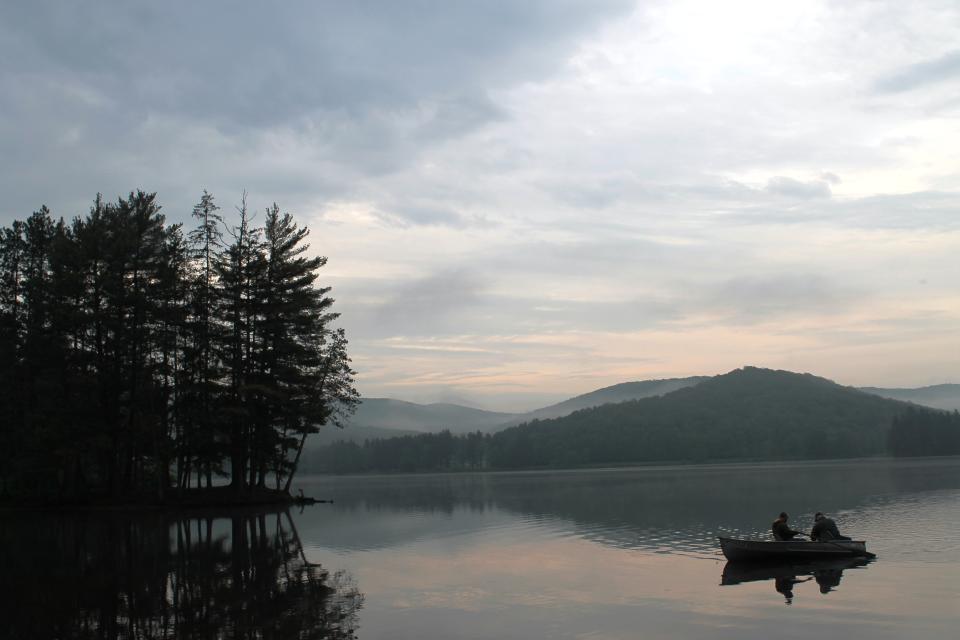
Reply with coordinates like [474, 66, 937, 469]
[292, 458, 960, 639]
[3, 458, 958, 638]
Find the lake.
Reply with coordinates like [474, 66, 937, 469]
[4, 458, 959, 639]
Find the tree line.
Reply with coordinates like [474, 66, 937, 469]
[305, 404, 960, 475]
[305, 431, 487, 474]
[0, 190, 357, 502]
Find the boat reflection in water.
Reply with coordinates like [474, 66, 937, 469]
[1, 508, 363, 639]
[721, 557, 871, 605]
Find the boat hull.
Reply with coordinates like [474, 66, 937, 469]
[718, 536, 868, 562]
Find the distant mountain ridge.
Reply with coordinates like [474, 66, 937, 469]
[326, 373, 958, 445]
[507, 377, 707, 425]
[860, 384, 960, 411]
[338, 377, 709, 439]
[344, 398, 521, 435]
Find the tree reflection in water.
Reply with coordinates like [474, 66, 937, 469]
[1, 509, 362, 639]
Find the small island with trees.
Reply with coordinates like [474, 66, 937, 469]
[0, 190, 358, 506]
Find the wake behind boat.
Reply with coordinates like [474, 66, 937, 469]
[718, 536, 872, 562]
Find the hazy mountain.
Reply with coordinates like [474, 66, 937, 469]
[307, 367, 928, 474]
[345, 398, 521, 435]
[504, 377, 707, 425]
[337, 378, 707, 439]
[488, 367, 912, 467]
[860, 384, 960, 411]
[310, 424, 421, 446]
[329, 375, 958, 449]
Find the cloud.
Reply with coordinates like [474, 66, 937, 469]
[874, 50, 960, 93]
[0, 0, 634, 220]
[376, 204, 467, 228]
[765, 176, 832, 199]
[705, 274, 860, 323]
[820, 172, 842, 185]
[367, 269, 487, 336]
[832, 191, 960, 230]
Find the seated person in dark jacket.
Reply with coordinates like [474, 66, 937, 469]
[772, 512, 803, 540]
[810, 512, 849, 541]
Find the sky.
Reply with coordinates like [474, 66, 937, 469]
[1, 1, 958, 411]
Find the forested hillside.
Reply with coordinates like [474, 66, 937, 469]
[487, 367, 908, 467]
[888, 406, 960, 456]
[306, 367, 951, 474]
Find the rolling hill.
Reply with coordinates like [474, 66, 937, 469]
[327, 374, 958, 450]
[486, 367, 913, 467]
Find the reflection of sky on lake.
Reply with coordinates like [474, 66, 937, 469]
[292, 459, 960, 639]
[294, 459, 960, 558]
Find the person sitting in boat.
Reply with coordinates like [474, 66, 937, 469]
[771, 512, 803, 540]
[809, 512, 850, 541]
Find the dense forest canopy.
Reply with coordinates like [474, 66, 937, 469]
[303, 368, 960, 474]
[888, 406, 960, 457]
[0, 190, 358, 502]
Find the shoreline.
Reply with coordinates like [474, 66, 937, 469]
[0, 486, 331, 512]
[297, 453, 960, 479]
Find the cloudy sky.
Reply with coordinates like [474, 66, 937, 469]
[2, 1, 958, 411]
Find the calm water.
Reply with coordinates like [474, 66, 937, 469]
[3, 458, 959, 639]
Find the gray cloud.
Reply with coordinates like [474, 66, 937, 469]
[874, 50, 960, 93]
[715, 189, 960, 230]
[0, 0, 633, 221]
[705, 274, 860, 323]
[765, 176, 832, 199]
[1, 1, 631, 125]
[834, 191, 960, 230]
[820, 172, 842, 185]
[368, 269, 487, 336]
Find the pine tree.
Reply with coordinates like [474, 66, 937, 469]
[216, 194, 266, 493]
[180, 191, 226, 489]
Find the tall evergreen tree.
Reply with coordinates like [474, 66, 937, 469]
[180, 191, 226, 489]
[0, 220, 27, 495]
[216, 194, 266, 493]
